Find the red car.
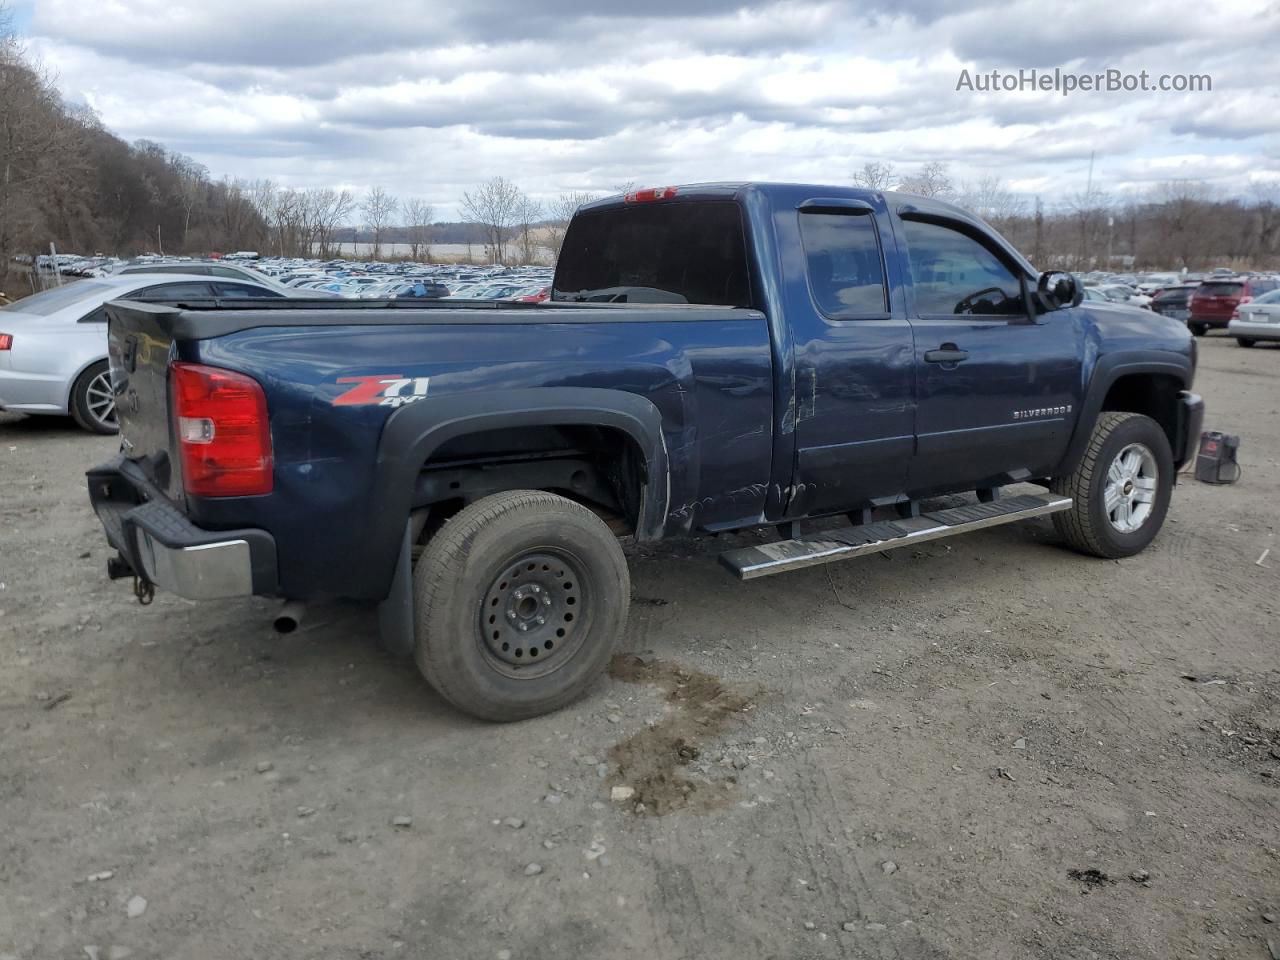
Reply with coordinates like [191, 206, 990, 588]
[517, 285, 550, 303]
[1188, 277, 1279, 336]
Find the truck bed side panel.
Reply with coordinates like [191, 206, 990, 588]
[183, 314, 772, 599]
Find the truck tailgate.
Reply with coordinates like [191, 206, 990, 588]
[104, 300, 187, 502]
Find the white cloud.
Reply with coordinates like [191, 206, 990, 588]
[19, 0, 1280, 217]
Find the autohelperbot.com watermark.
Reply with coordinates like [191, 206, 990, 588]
[955, 67, 1212, 96]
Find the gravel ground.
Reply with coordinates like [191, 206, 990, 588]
[2, 334, 1278, 960]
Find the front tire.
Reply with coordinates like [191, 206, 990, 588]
[1050, 412, 1174, 559]
[70, 361, 118, 434]
[1189, 322, 1207, 337]
[1236, 337, 1256, 348]
[412, 490, 630, 721]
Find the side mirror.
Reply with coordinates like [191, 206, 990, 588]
[1037, 271, 1082, 310]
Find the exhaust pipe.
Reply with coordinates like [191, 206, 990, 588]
[273, 600, 306, 634]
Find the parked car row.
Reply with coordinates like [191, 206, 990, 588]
[11, 253, 555, 304]
[247, 256, 553, 302]
[1081, 269, 1280, 349]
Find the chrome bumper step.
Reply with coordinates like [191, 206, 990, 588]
[719, 493, 1072, 580]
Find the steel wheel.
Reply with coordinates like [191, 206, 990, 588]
[479, 549, 590, 679]
[1103, 442, 1158, 534]
[413, 490, 629, 721]
[85, 370, 117, 429]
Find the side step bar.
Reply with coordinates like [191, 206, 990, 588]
[719, 493, 1072, 580]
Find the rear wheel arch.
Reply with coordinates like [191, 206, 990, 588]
[417, 423, 650, 534]
[367, 388, 669, 599]
[64, 354, 110, 414]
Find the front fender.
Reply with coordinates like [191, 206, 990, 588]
[1055, 350, 1193, 477]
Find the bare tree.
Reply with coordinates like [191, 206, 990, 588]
[461, 176, 522, 264]
[361, 186, 399, 260]
[1148, 180, 1212, 269]
[1065, 185, 1110, 270]
[543, 191, 598, 259]
[402, 198, 435, 261]
[899, 161, 955, 200]
[171, 154, 208, 249]
[311, 188, 355, 258]
[958, 175, 1024, 233]
[514, 193, 543, 265]
[852, 161, 897, 191]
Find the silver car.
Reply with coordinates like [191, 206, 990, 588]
[0, 273, 288, 433]
[1228, 288, 1280, 347]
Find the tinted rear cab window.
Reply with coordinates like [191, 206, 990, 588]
[553, 201, 753, 307]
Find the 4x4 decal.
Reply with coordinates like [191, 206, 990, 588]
[334, 374, 431, 407]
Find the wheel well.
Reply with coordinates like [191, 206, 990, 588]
[411, 424, 647, 534]
[1101, 374, 1182, 451]
[67, 357, 109, 410]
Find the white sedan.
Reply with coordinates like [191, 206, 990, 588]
[0, 273, 288, 433]
[1228, 289, 1280, 347]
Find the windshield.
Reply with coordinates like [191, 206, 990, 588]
[1253, 289, 1280, 305]
[1, 281, 114, 316]
[553, 200, 752, 307]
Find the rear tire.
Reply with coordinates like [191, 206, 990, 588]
[412, 490, 629, 721]
[1050, 412, 1174, 559]
[70, 361, 118, 434]
[1236, 337, 1256, 348]
[1189, 322, 1208, 336]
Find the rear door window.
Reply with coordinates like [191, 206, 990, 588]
[798, 210, 887, 318]
[554, 200, 753, 307]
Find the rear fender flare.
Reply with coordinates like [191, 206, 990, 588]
[367, 387, 669, 597]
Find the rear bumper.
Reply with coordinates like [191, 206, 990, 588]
[1189, 312, 1231, 329]
[1228, 318, 1280, 341]
[87, 455, 278, 600]
[1175, 391, 1205, 471]
[0, 368, 70, 414]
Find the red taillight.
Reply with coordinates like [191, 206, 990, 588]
[1239, 295, 1252, 304]
[0, 333, 11, 350]
[624, 186, 678, 203]
[170, 362, 272, 497]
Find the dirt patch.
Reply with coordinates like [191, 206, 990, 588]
[605, 653, 758, 815]
[1068, 868, 1115, 891]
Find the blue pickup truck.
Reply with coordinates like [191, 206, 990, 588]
[90, 182, 1203, 720]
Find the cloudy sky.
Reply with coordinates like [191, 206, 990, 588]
[10, 0, 1280, 216]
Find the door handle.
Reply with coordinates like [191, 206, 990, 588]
[924, 343, 969, 364]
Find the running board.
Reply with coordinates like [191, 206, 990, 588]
[719, 493, 1072, 580]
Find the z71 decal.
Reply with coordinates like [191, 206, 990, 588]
[334, 374, 431, 407]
